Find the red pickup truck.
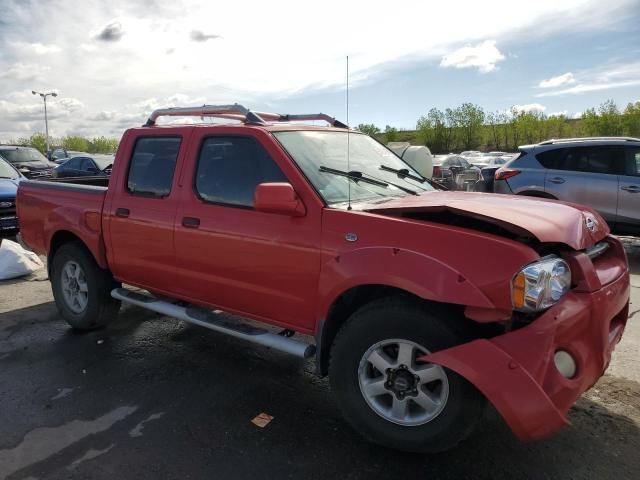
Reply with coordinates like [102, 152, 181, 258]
[17, 105, 630, 452]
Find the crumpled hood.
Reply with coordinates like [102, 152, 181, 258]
[363, 191, 608, 250]
[0, 178, 20, 197]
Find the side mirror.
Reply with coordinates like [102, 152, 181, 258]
[254, 183, 306, 217]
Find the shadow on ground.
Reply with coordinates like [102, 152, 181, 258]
[1, 301, 639, 479]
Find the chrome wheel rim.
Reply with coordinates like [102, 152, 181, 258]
[358, 338, 449, 426]
[60, 260, 88, 314]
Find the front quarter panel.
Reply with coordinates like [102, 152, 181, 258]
[317, 208, 540, 322]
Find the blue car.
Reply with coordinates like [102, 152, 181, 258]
[0, 157, 24, 236]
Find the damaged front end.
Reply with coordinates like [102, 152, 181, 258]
[419, 236, 630, 441]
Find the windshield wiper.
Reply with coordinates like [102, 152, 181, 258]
[379, 165, 425, 183]
[319, 166, 417, 195]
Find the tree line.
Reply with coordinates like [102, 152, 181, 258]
[4, 133, 120, 155]
[357, 99, 640, 153]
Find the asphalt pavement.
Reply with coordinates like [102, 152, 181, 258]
[0, 237, 638, 480]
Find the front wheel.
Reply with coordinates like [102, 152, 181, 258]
[51, 242, 121, 330]
[329, 297, 485, 452]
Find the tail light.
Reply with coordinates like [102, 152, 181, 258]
[495, 168, 520, 181]
[432, 165, 442, 178]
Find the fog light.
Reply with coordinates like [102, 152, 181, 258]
[554, 350, 577, 379]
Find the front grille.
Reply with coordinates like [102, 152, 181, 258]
[0, 196, 18, 231]
[585, 242, 609, 260]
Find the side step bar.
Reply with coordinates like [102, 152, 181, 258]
[111, 288, 316, 359]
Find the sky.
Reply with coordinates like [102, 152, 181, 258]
[0, 0, 639, 142]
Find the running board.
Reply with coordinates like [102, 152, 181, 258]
[111, 288, 316, 359]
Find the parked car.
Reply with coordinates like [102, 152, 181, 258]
[494, 137, 640, 235]
[432, 154, 482, 190]
[52, 154, 113, 178]
[0, 157, 24, 236]
[0, 146, 57, 179]
[48, 148, 92, 164]
[17, 104, 630, 453]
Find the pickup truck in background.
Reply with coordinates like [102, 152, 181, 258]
[17, 104, 630, 452]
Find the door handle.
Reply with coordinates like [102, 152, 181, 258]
[621, 185, 640, 193]
[115, 208, 130, 218]
[182, 217, 201, 228]
[548, 177, 565, 184]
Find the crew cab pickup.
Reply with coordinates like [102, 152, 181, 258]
[17, 104, 630, 452]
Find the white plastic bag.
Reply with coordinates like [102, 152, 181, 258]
[0, 239, 44, 280]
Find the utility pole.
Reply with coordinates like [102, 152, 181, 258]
[31, 90, 58, 153]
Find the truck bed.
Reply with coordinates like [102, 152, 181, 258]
[17, 180, 108, 265]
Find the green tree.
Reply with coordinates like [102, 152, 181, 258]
[26, 133, 48, 154]
[622, 101, 640, 137]
[454, 103, 485, 150]
[356, 123, 381, 136]
[383, 125, 398, 142]
[62, 135, 91, 152]
[89, 137, 119, 154]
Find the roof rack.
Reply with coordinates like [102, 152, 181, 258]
[539, 136, 640, 145]
[144, 103, 348, 128]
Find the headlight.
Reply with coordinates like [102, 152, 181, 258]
[512, 256, 571, 312]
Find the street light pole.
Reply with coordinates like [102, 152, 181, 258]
[31, 90, 58, 154]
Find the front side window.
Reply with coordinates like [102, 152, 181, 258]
[127, 137, 181, 197]
[195, 136, 287, 207]
[274, 131, 433, 205]
[626, 148, 640, 176]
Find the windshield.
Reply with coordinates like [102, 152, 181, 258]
[0, 147, 48, 163]
[0, 159, 19, 179]
[274, 131, 433, 205]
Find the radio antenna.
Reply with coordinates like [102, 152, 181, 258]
[346, 55, 352, 210]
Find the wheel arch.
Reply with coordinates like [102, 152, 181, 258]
[315, 284, 467, 376]
[48, 230, 107, 277]
[517, 190, 557, 200]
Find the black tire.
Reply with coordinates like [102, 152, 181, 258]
[329, 296, 486, 452]
[51, 241, 121, 330]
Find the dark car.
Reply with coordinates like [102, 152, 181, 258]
[52, 154, 113, 178]
[0, 146, 57, 179]
[0, 157, 24, 235]
[432, 155, 482, 191]
[48, 148, 92, 164]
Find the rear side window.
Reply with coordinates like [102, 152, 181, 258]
[195, 136, 287, 208]
[536, 146, 625, 175]
[127, 137, 181, 197]
[64, 158, 81, 170]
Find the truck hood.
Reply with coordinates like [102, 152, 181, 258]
[362, 192, 608, 250]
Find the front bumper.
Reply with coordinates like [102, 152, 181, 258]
[421, 236, 630, 441]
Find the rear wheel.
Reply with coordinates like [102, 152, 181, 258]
[329, 297, 485, 452]
[51, 242, 121, 330]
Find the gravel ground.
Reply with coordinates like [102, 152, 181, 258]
[0, 236, 638, 480]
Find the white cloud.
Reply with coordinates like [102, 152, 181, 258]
[513, 103, 547, 113]
[537, 61, 640, 97]
[10, 42, 62, 55]
[440, 40, 505, 73]
[0, 0, 636, 140]
[572, 111, 583, 119]
[548, 110, 568, 117]
[538, 72, 575, 88]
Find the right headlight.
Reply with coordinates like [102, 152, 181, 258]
[511, 256, 571, 312]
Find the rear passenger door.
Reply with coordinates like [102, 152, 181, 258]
[617, 147, 640, 234]
[104, 133, 186, 292]
[541, 146, 624, 225]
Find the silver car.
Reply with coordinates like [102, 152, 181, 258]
[494, 137, 640, 235]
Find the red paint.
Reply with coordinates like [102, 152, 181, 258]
[17, 123, 630, 443]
